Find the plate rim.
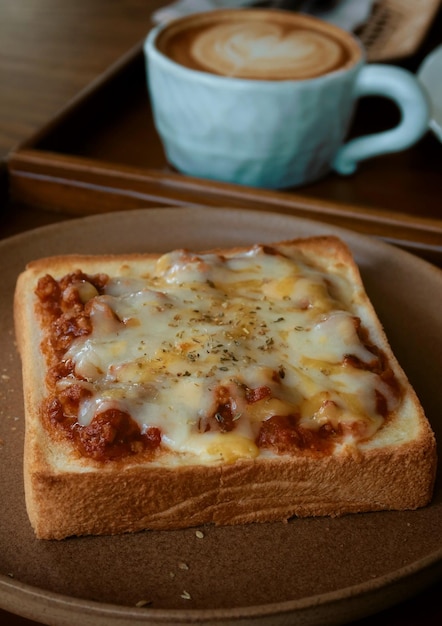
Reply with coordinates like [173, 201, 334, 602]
[1, 548, 442, 623]
[1, 205, 442, 275]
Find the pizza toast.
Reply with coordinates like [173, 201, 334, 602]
[14, 237, 437, 539]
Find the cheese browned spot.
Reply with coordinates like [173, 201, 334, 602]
[35, 244, 402, 463]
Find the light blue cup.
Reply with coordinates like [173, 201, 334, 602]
[144, 10, 430, 189]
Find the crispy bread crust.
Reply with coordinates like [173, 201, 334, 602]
[14, 237, 437, 539]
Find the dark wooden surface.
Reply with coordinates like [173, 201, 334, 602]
[0, 0, 168, 160]
[0, 2, 441, 625]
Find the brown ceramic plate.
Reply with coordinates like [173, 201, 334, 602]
[0, 207, 441, 626]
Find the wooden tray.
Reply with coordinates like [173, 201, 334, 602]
[6, 13, 442, 264]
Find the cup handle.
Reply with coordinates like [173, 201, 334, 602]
[332, 65, 430, 175]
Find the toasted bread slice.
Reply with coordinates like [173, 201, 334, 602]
[14, 237, 437, 539]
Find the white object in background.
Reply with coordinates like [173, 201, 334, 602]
[417, 44, 442, 143]
[312, 0, 374, 32]
[152, 0, 375, 31]
[153, 0, 253, 24]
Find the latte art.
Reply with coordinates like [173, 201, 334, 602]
[192, 23, 347, 80]
[155, 10, 359, 81]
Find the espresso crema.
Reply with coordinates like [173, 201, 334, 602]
[155, 10, 360, 80]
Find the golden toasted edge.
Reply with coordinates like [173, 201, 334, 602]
[14, 237, 437, 539]
[27, 440, 437, 539]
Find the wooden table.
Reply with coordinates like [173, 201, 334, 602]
[0, 2, 441, 625]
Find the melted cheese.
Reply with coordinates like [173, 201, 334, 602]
[60, 244, 398, 462]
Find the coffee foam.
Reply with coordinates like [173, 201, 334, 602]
[192, 23, 347, 80]
[156, 10, 359, 81]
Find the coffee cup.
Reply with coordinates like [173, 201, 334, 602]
[144, 8, 430, 189]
